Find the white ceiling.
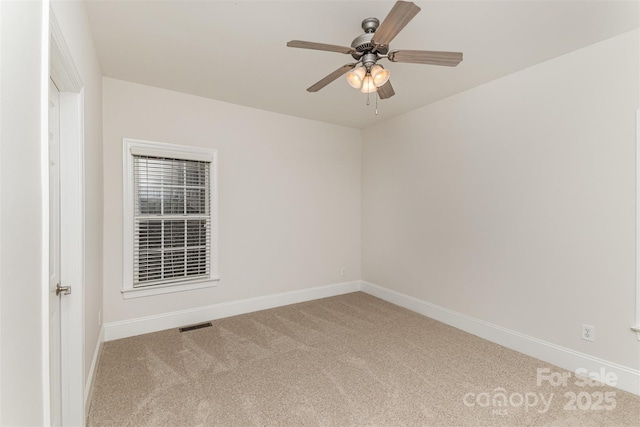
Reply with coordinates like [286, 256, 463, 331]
[85, 0, 639, 129]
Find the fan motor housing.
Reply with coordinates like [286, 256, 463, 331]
[350, 16, 388, 60]
[350, 33, 388, 59]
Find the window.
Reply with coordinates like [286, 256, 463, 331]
[123, 138, 218, 298]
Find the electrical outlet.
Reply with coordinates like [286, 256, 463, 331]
[582, 324, 594, 342]
[341, 267, 346, 277]
[99, 310, 102, 326]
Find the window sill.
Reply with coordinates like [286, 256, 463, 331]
[121, 278, 219, 299]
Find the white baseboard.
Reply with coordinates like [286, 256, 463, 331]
[360, 281, 640, 396]
[84, 325, 104, 420]
[103, 281, 361, 342]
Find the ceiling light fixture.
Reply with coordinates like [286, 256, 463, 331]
[346, 66, 366, 89]
[346, 63, 390, 93]
[370, 65, 390, 87]
[360, 75, 377, 94]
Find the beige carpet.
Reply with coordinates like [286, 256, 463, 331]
[88, 292, 639, 426]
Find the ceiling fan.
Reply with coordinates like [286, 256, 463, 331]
[287, 1, 463, 100]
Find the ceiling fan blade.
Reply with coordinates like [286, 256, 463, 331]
[287, 40, 355, 55]
[377, 80, 395, 99]
[307, 64, 357, 92]
[371, 1, 421, 48]
[389, 50, 463, 66]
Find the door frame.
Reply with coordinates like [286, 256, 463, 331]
[635, 109, 640, 340]
[49, 10, 85, 425]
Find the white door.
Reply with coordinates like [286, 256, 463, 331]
[49, 77, 63, 426]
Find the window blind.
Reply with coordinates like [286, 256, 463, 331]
[133, 155, 210, 287]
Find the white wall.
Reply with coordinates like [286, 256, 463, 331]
[50, 0, 104, 396]
[0, 1, 47, 424]
[362, 30, 640, 370]
[103, 78, 361, 324]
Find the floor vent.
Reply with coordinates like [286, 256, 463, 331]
[179, 322, 213, 333]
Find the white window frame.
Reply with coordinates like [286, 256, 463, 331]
[122, 138, 219, 298]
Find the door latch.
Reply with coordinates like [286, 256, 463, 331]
[56, 283, 71, 296]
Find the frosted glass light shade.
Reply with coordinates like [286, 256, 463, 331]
[346, 67, 366, 89]
[370, 65, 390, 87]
[360, 75, 378, 93]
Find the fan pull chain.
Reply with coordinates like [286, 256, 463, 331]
[375, 91, 378, 115]
[364, 90, 380, 115]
